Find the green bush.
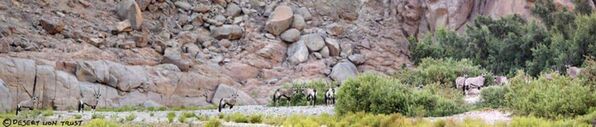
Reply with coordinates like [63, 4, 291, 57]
[84, 119, 118, 127]
[395, 58, 493, 88]
[336, 74, 467, 116]
[205, 117, 222, 127]
[167, 112, 176, 123]
[505, 71, 595, 119]
[125, 113, 136, 122]
[480, 85, 508, 108]
[179, 112, 196, 123]
[91, 113, 104, 119]
[41, 109, 54, 117]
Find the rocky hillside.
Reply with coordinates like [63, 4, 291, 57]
[0, 0, 593, 111]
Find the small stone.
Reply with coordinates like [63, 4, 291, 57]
[114, 20, 132, 33]
[40, 18, 65, 35]
[118, 40, 136, 49]
[174, 1, 192, 10]
[133, 31, 148, 48]
[326, 23, 344, 36]
[211, 25, 243, 40]
[292, 15, 306, 30]
[193, 4, 210, 13]
[324, 38, 341, 56]
[265, 5, 293, 36]
[320, 46, 330, 58]
[225, 3, 242, 17]
[297, 7, 312, 21]
[219, 39, 232, 48]
[313, 52, 322, 59]
[280, 29, 300, 43]
[348, 54, 366, 65]
[340, 43, 353, 57]
[116, 0, 143, 30]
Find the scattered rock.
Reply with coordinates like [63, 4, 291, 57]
[118, 40, 136, 49]
[219, 39, 232, 48]
[212, 84, 257, 105]
[194, 4, 210, 13]
[330, 60, 358, 83]
[114, 20, 132, 33]
[302, 33, 325, 51]
[348, 54, 365, 65]
[292, 15, 306, 30]
[133, 32, 149, 48]
[340, 42, 353, 57]
[265, 5, 293, 36]
[324, 38, 340, 56]
[211, 25, 243, 40]
[330, 0, 361, 21]
[116, 0, 143, 30]
[320, 46, 330, 58]
[225, 3, 242, 17]
[162, 47, 192, 72]
[326, 23, 344, 36]
[40, 18, 65, 35]
[287, 40, 309, 64]
[296, 7, 312, 21]
[280, 29, 300, 43]
[174, 1, 192, 10]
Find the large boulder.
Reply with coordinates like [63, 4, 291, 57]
[287, 40, 309, 64]
[211, 25, 243, 40]
[324, 38, 341, 56]
[116, 0, 143, 30]
[0, 79, 11, 112]
[330, 60, 358, 83]
[75, 60, 150, 92]
[302, 33, 325, 51]
[40, 18, 64, 35]
[348, 54, 366, 65]
[211, 84, 257, 105]
[265, 5, 293, 36]
[280, 28, 300, 43]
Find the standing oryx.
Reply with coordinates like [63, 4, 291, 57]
[16, 96, 38, 115]
[272, 88, 297, 106]
[78, 88, 101, 113]
[218, 91, 239, 112]
[301, 86, 317, 106]
[324, 87, 336, 105]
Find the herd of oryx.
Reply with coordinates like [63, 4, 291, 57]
[456, 65, 583, 96]
[13, 66, 583, 114]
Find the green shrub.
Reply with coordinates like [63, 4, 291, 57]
[91, 113, 104, 119]
[505, 71, 595, 119]
[480, 85, 508, 108]
[580, 58, 596, 90]
[167, 112, 176, 123]
[84, 119, 118, 127]
[510, 116, 591, 127]
[41, 109, 54, 117]
[125, 113, 136, 122]
[223, 113, 249, 123]
[74, 114, 82, 119]
[205, 117, 222, 127]
[248, 114, 263, 123]
[395, 58, 493, 88]
[336, 74, 467, 116]
[179, 112, 196, 123]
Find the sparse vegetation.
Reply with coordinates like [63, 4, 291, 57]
[167, 112, 176, 123]
[91, 113, 105, 119]
[205, 117, 222, 127]
[336, 74, 468, 116]
[179, 112, 196, 123]
[125, 113, 136, 122]
[84, 119, 118, 127]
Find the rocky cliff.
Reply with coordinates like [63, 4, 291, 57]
[0, 0, 592, 111]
